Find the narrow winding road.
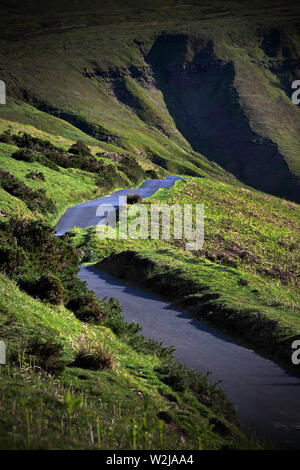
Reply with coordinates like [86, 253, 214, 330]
[56, 175, 183, 236]
[57, 175, 300, 449]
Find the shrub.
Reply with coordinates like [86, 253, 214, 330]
[42, 157, 60, 172]
[67, 290, 106, 323]
[95, 164, 124, 189]
[128, 334, 175, 358]
[145, 169, 158, 178]
[0, 168, 56, 214]
[26, 171, 45, 181]
[0, 129, 14, 144]
[37, 274, 66, 304]
[20, 274, 66, 305]
[118, 155, 144, 183]
[72, 344, 115, 370]
[44, 149, 78, 169]
[1, 218, 54, 252]
[127, 193, 142, 204]
[68, 140, 91, 156]
[11, 148, 37, 163]
[11, 146, 60, 172]
[7, 330, 66, 375]
[26, 334, 66, 374]
[0, 218, 132, 333]
[0, 236, 28, 276]
[3, 131, 146, 186]
[0, 130, 58, 153]
[0, 218, 80, 288]
[209, 417, 233, 437]
[156, 361, 191, 392]
[155, 360, 236, 422]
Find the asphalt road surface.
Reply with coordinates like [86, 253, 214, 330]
[56, 175, 183, 236]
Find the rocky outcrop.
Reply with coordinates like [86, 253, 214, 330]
[146, 34, 300, 202]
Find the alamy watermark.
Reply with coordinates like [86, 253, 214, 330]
[0, 340, 6, 365]
[0, 80, 6, 105]
[96, 196, 204, 250]
[291, 80, 300, 105]
[291, 340, 300, 365]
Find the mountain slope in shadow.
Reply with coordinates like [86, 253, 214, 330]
[146, 35, 299, 202]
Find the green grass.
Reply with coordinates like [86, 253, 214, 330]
[150, 178, 300, 287]
[0, 132, 145, 224]
[0, 1, 299, 200]
[75, 177, 300, 367]
[0, 0, 299, 450]
[0, 273, 260, 450]
[0, 141, 97, 220]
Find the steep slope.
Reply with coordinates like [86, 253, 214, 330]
[0, 0, 300, 451]
[0, 0, 299, 200]
[1, 272, 255, 450]
[72, 176, 300, 369]
[147, 34, 300, 201]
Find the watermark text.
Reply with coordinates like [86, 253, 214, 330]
[96, 197, 204, 250]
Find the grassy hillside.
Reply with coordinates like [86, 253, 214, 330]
[75, 177, 300, 368]
[0, 264, 260, 450]
[0, 0, 299, 200]
[0, 0, 299, 451]
[0, 125, 150, 223]
[0, 213, 261, 450]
